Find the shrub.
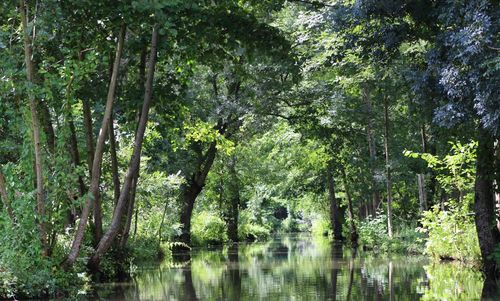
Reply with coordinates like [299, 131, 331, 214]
[281, 215, 300, 233]
[239, 222, 271, 241]
[419, 203, 481, 263]
[358, 214, 424, 253]
[191, 211, 228, 246]
[359, 214, 389, 248]
[238, 210, 271, 241]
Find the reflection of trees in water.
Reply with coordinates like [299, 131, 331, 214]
[331, 242, 343, 301]
[183, 267, 198, 301]
[95, 236, 492, 300]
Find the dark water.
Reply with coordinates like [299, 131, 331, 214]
[89, 235, 495, 300]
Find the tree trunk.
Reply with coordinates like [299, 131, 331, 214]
[417, 174, 427, 211]
[119, 176, 137, 248]
[225, 156, 240, 242]
[474, 127, 500, 279]
[88, 27, 158, 270]
[178, 140, 219, 245]
[64, 24, 126, 268]
[0, 169, 15, 222]
[179, 183, 202, 245]
[340, 165, 358, 244]
[20, 0, 49, 256]
[68, 116, 86, 198]
[81, 98, 103, 245]
[363, 85, 380, 216]
[383, 96, 393, 238]
[39, 100, 55, 155]
[417, 124, 428, 211]
[109, 113, 121, 205]
[82, 99, 95, 175]
[327, 162, 343, 240]
[118, 47, 146, 248]
[67, 114, 86, 225]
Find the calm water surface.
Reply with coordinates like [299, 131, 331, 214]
[89, 235, 496, 300]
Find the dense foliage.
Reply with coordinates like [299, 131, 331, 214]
[0, 0, 498, 298]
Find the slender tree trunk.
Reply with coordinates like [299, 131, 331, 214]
[363, 85, 380, 216]
[118, 176, 137, 248]
[0, 169, 15, 222]
[109, 113, 121, 205]
[417, 124, 428, 211]
[383, 96, 393, 238]
[68, 116, 86, 197]
[82, 99, 95, 175]
[88, 27, 158, 270]
[417, 174, 427, 211]
[474, 127, 500, 280]
[67, 115, 86, 225]
[118, 48, 146, 248]
[39, 100, 55, 155]
[340, 165, 358, 244]
[64, 24, 126, 268]
[20, 0, 49, 256]
[81, 98, 103, 244]
[225, 156, 240, 242]
[327, 162, 343, 240]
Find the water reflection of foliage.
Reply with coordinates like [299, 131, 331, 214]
[420, 263, 483, 301]
[95, 235, 488, 300]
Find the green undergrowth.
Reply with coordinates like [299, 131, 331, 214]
[419, 203, 481, 264]
[358, 214, 425, 254]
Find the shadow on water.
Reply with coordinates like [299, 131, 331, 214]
[87, 234, 500, 300]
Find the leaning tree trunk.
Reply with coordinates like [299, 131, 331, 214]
[64, 24, 126, 268]
[474, 127, 500, 282]
[88, 27, 158, 271]
[118, 48, 146, 249]
[383, 96, 393, 238]
[178, 140, 219, 245]
[327, 162, 343, 240]
[109, 112, 121, 205]
[20, 0, 49, 256]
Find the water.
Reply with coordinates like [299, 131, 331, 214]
[90, 235, 494, 300]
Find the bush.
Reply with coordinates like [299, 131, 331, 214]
[0, 218, 90, 299]
[239, 223, 271, 241]
[238, 210, 271, 241]
[359, 214, 389, 248]
[358, 214, 424, 253]
[419, 203, 481, 263]
[191, 211, 228, 246]
[281, 215, 301, 233]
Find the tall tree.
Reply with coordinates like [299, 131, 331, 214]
[64, 24, 126, 267]
[89, 26, 159, 270]
[19, 0, 49, 256]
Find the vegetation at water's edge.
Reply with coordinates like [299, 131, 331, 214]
[0, 0, 498, 299]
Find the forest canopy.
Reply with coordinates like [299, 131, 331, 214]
[0, 0, 498, 299]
